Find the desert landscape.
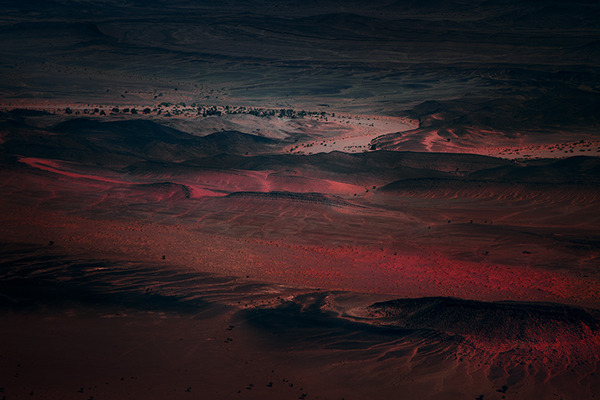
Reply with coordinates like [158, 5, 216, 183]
[1, 1, 599, 399]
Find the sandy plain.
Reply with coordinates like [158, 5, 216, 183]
[1, 107, 599, 399]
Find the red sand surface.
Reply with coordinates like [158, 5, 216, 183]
[1, 164, 598, 309]
[1, 113, 599, 399]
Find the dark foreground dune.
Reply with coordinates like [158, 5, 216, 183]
[1, 244, 599, 400]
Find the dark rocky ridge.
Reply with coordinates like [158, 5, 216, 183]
[367, 297, 600, 350]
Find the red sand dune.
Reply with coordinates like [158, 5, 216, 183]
[1, 112, 599, 399]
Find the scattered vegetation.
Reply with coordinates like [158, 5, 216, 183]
[52, 102, 338, 122]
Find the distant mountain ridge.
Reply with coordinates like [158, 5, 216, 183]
[2, 118, 280, 163]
